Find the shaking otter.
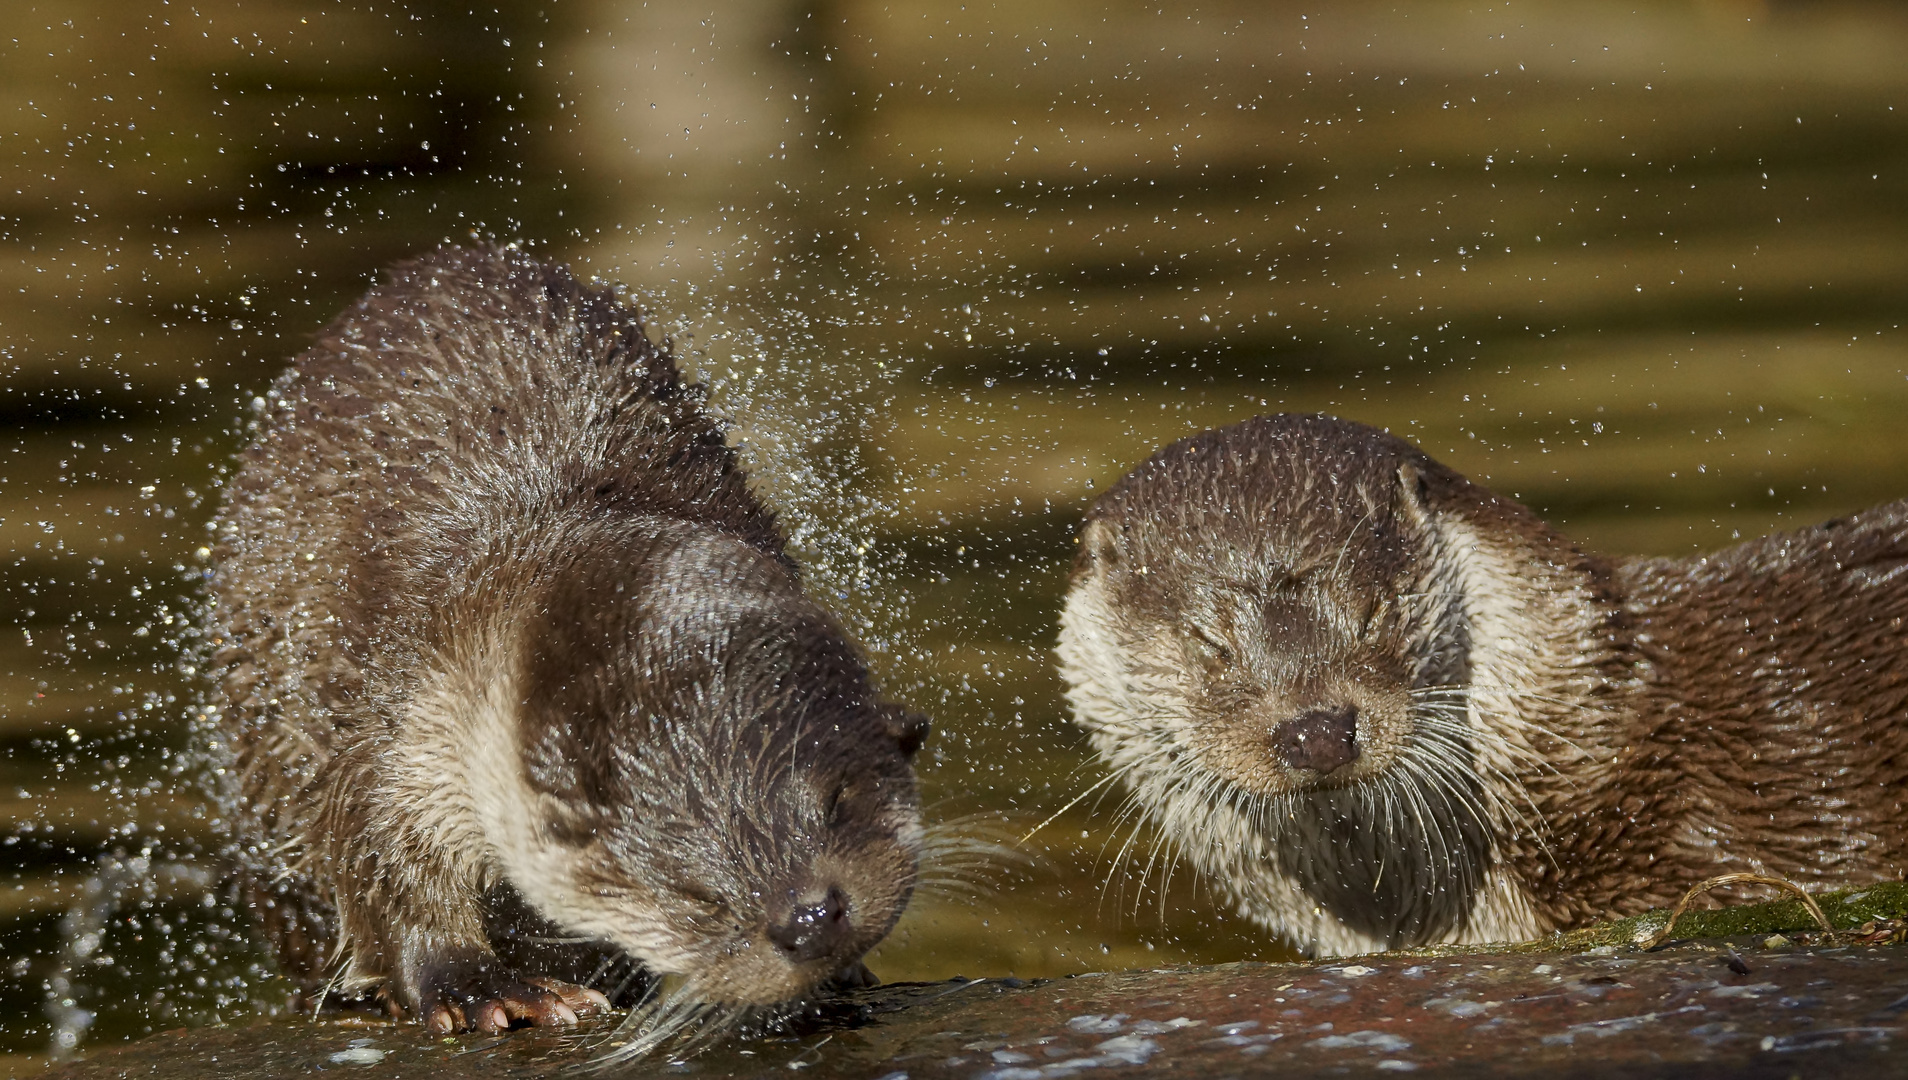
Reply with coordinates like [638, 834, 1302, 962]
[1058, 413, 1908, 956]
[203, 246, 928, 1034]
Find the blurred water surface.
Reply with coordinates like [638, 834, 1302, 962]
[3, 0, 1907, 1069]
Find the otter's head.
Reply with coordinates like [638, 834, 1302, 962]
[505, 521, 926, 1006]
[1062, 415, 1466, 792]
[1058, 413, 1535, 949]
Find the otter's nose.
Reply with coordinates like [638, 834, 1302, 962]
[767, 885, 851, 962]
[1271, 705, 1360, 774]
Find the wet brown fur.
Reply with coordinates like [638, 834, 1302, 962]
[1059, 413, 1908, 954]
[203, 245, 926, 1028]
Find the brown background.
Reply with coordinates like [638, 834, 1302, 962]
[3, 0, 1906, 1069]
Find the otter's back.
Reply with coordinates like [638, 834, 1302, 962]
[208, 246, 777, 835]
[1617, 500, 1908, 884]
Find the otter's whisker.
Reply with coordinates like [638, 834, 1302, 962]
[1016, 770, 1122, 846]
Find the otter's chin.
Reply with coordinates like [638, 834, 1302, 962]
[666, 941, 878, 1007]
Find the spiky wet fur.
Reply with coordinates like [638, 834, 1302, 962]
[202, 246, 926, 1030]
[1058, 413, 1908, 956]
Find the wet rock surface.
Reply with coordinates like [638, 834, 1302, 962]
[41, 939, 1908, 1079]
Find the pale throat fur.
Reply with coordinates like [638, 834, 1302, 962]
[385, 622, 701, 987]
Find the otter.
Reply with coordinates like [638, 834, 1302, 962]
[1058, 413, 1908, 957]
[202, 246, 929, 1035]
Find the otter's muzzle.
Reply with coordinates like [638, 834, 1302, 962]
[1271, 705, 1360, 774]
[767, 885, 852, 963]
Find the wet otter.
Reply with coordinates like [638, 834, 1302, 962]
[203, 245, 928, 1034]
[1058, 413, 1908, 956]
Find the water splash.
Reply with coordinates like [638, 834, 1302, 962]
[45, 852, 213, 1060]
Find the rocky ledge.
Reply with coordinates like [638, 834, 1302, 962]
[41, 884, 1908, 1079]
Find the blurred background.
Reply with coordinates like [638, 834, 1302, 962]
[3, 0, 1906, 1068]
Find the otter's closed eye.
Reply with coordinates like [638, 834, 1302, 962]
[1359, 596, 1385, 639]
[1186, 626, 1235, 669]
[676, 882, 728, 916]
[824, 782, 850, 825]
[543, 814, 598, 848]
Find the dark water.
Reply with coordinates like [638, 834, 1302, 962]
[4, 0, 1907, 1070]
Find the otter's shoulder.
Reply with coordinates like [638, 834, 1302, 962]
[232, 246, 779, 554]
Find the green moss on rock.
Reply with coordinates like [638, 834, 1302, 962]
[1394, 881, 1908, 958]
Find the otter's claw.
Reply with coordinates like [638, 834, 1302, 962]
[529, 978, 612, 1018]
[422, 975, 609, 1034]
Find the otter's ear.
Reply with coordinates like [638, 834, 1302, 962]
[879, 705, 932, 758]
[1077, 517, 1121, 572]
[1396, 460, 1435, 528]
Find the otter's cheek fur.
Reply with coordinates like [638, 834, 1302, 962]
[1065, 575, 1420, 802]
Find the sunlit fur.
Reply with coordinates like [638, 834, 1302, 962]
[1060, 413, 1908, 956]
[203, 246, 927, 1042]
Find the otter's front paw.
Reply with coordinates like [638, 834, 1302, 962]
[414, 952, 609, 1034]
